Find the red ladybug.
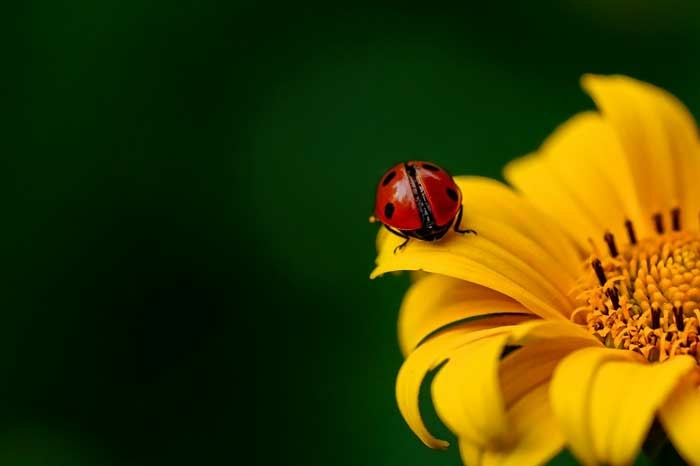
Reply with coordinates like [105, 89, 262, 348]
[372, 161, 476, 252]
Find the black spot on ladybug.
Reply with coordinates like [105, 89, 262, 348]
[446, 188, 458, 201]
[384, 202, 395, 219]
[382, 171, 396, 186]
[422, 163, 440, 172]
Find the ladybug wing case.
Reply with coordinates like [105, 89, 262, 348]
[413, 164, 463, 227]
[374, 164, 423, 231]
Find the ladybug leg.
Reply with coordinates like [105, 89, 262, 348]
[383, 224, 411, 253]
[394, 237, 410, 254]
[453, 205, 477, 235]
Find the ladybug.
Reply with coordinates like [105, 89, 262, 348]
[372, 161, 476, 253]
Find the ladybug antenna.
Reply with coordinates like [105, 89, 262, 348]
[369, 215, 377, 224]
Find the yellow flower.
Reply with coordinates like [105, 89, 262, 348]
[370, 75, 700, 466]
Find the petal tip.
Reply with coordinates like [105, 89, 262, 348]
[580, 73, 640, 96]
[579, 72, 597, 88]
[580, 73, 613, 96]
[431, 439, 450, 450]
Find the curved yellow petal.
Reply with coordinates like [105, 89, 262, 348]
[505, 148, 603, 252]
[447, 322, 599, 466]
[395, 324, 513, 449]
[551, 347, 696, 466]
[591, 356, 695, 466]
[431, 321, 598, 448]
[459, 441, 483, 466]
[507, 319, 600, 345]
[652, 85, 700, 233]
[398, 273, 534, 356]
[659, 370, 700, 465]
[504, 112, 646, 253]
[550, 348, 640, 466]
[499, 336, 600, 409]
[582, 74, 700, 234]
[456, 177, 583, 281]
[431, 334, 512, 447]
[371, 230, 571, 321]
[477, 384, 564, 466]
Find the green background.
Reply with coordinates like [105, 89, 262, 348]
[4, 1, 700, 465]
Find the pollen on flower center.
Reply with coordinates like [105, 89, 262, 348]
[574, 209, 700, 363]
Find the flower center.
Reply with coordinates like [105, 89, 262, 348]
[574, 209, 700, 363]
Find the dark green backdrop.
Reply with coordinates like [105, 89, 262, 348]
[4, 2, 700, 465]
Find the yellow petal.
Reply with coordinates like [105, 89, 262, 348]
[448, 323, 599, 466]
[398, 273, 534, 356]
[456, 177, 583, 281]
[474, 384, 565, 466]
[395, 324, 513, 449]
[504, 112, 646, 253]
[430, 322, 598, 448]
[459, 441, 483, 466]
[505, 148, 603, 252]
[551, 347, 696, 466]
[659, 370, 700, 465]
[507, 319, 600, 345]
[549, 348, 640, 466]
[582, 74, 700, 234]
[430, 334, 513, 448]
[590, 357, 696, 466]
[371, 230, 572, 321]
[499, 336, 600, 409]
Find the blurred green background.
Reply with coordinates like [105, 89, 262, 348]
[4, 1, 700, 465]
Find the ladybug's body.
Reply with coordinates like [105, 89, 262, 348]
[374, 161, 475, 251]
